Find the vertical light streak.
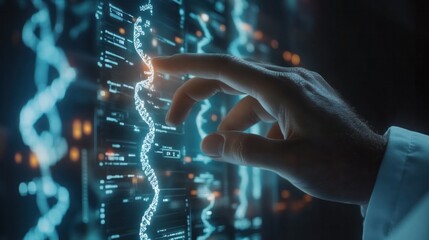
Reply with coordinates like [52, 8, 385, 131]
[228, 0, 262, 230]
[133, 2, 159, 240]
[69, 1, 95, 39]
[234, 166, 250, 229]
[195, 173, 216, 240]
[229, 0, 248, 56]
[19, 0, 75, 239]
[191, 12, 213, 165]
[190, 12, 218, 239]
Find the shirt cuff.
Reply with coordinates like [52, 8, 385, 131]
[363, 127, 429, 240]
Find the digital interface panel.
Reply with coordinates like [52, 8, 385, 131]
[95, 1, 263, 239]
[3, 0, 416, 239]
[1, 0, 315, 239]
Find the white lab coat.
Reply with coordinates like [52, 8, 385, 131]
[363, 127, 429, 240]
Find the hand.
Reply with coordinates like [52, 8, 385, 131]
[152, 54, 387, 205]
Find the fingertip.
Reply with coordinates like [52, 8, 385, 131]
[217, 120, 232, 132]
[152, 56, 169, 71]
[165, 115, 180, 127]
[201, 133, 225, 158]
[164, 109, 174, 126]
[165, 106, 190, 127]
[216, 121, 227, 131]
[151, 56, 168, 62]
[165, 118, 176, 127]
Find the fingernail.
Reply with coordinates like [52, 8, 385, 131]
[201, 134, 224, 158]
[165, 118, 176, 127]
[165, 110, 173, 126]
[165, 119, 174, 127]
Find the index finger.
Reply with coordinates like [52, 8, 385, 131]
[152, 54, 290, 102]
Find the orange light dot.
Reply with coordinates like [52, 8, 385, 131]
[281, 190, 290, 199]
[219, 24, 226, 32]
[70, 147, 80, 162]
[283, 51, 292, 62]
[29, 153, 38, 169]
[291, 54, 301, 66]
[254, 30, 263, 40]
[274, 202, 287, 212]
[72, 119, 82, 140]
[211, 114, 218, 122]
[98, 153, 105, 161]
[175, 36, 183, 44]
[165, 170, 171, 176]
[196, 30, 203, 38]
[184, 156, 192, 163]
[83, 120, 92, 136]
[119, 27, 126, 35]
[191, 190, 197, 196]
[291, 201, 305, 212]
[188, 173, 194, 179]
[213, 191, 221, 198]
[132, 177, 138, 184]
[271, 39, 279, 49]
[303, 194, 313, 203]
[15, 152, 23, 164]
[240, 22, 252, 32]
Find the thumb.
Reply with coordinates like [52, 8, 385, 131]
[201, 131, 292, 171]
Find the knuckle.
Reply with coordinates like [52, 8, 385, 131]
[216, 54, 239, 66]
[296, 68, 326, 85]
[215, 54, 235, 78]
[294, 67, 307, 73]
[229, 135, 251, 165]
[310, 70, 323, 79]
[297, 79, 315, 92]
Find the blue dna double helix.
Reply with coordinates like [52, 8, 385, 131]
[133, 2, 160, 239]
[19, 0, 75, 239]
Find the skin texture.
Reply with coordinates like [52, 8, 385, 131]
[152, 54, 387, 205]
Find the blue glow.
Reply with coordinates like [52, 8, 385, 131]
[19, 0, 74, 239]
[252, 165, 262, 199]
[234, 166, 251, 230]
[195, 173, 216, 240]
[229, 0, 263, 230]
[190, 11, 219, 240]
[133, 2, 159, 240]
[229, 0, 255, 56]
[69, 1, 95, 39]
[191, 12, 214, 165]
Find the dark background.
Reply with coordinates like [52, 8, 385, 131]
[1, 0, 427, 239]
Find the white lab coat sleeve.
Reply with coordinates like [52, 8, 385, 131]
[362, 126, 429, 240]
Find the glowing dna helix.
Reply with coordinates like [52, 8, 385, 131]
[19, 0, 75, 239]
[133, 2, 159, 239]
[229, 0, 248, 56]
